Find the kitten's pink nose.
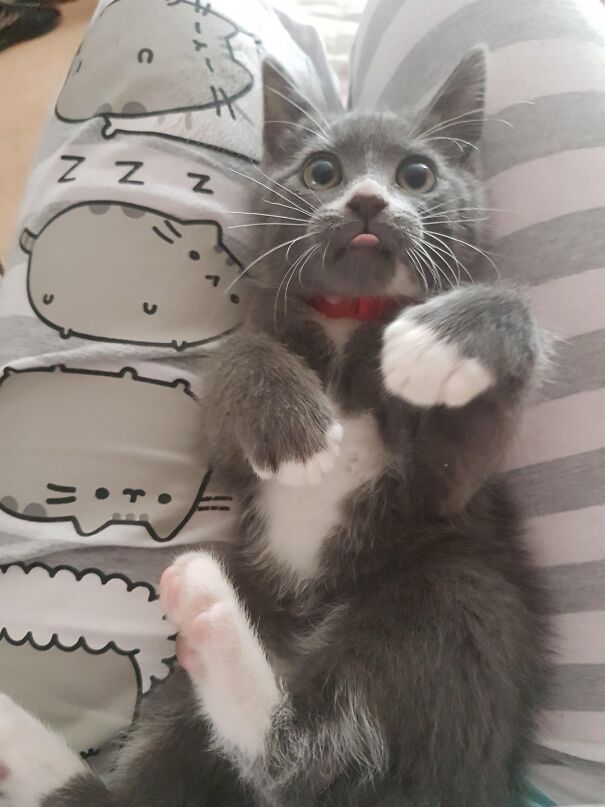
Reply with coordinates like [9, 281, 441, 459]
[347, 192, 387, 221]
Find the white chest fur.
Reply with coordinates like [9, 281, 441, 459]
[257, 413, 387, 581]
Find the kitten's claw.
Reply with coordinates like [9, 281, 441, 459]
[381, 317, 492, 407]
[159, 553, 281, 759]
[251, 421, 343, 487]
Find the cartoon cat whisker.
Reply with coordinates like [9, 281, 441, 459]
[46, 496, 77, 505]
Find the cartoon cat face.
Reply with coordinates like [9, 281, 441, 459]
[22, 204, 246, 350]
[0, 366, 207, 541]
[55, 0, 261, 158]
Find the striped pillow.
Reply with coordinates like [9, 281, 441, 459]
[349, 0, 605, 802]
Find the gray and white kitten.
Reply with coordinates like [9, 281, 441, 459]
[9, 50, 550, 807]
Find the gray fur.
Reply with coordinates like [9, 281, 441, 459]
[43, 50, 550, 807]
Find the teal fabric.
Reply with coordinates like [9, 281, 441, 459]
[522, 785, 557, 807]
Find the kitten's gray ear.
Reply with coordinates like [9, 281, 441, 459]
[416, 48, 487, 162]
[262, 58, 314, 164]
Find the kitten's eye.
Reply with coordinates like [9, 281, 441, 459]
[158, 493, 172, 505]
[396, 159, 436, 193]
[302, 155, 341, 190]
[95, 487, 109, 500]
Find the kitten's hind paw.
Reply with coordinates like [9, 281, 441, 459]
[159, 553, 281, 759]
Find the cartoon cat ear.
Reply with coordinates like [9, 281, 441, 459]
[262, 58, 315, 164]
[415, 48, 487, 163]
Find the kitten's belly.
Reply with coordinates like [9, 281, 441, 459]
[257, 413, 387, 579]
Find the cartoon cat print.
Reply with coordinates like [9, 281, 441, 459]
[0, 563, 174, 755]
[0, 366, 209, 542]
[55, 0, 263, 160]
[21, 203, 245, 350]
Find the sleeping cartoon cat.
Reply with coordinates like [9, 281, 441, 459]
[22, 203, 245, 350]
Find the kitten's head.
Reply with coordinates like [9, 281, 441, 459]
[251, 50, 488, 302]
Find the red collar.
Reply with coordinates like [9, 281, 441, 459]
[310, 295, 414, 323]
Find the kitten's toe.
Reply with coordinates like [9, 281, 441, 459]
[159, 551, 236, 633]
[0, 694, 85, 807]
[276, 421, 343, 487]
[382, 319, 492, 407]
[441, 357, 492, 407]
[249, 421, 343, 487]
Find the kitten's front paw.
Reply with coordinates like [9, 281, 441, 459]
[381, 314, 493, 407]
[0, 693, 85, 807]
[251, 420, 343, 487]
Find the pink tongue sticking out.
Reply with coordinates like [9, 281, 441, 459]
[350, 233, 381, 249]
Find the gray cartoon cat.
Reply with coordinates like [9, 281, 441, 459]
[55, 0, 262, 159]
[21, 203, 245, 350]
[0, 366, 209, 542]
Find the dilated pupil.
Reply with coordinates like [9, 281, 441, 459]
[312, 161, 335, 186]
[403, 164, 429, 189]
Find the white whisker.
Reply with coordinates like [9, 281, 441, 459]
[265, 86, 330, 141]
[224, 232, 315, 296]
[423, 229, 501, 278]
[228, 211, 309, 223]
[256, 167, 317, 213]
[266, 61, 332, 131]
[228, 222, 308, 229]
[265, 120, 330, 144]
[224, 166, 310, 216]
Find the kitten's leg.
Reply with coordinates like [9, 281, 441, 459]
[34, 670, 251, 807]
[161, 557, 392, 802]
[0, 693, 93, 807]
[381, 284, 548, 510]
[160, 551, 283, 764]
[203, 329, 342, 487]
[382, 285, 544, 408]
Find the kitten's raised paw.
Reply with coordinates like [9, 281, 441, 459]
[0, 693, 85, 807]
[381, 317, 492, 407]
[251, 421, 343, 487]
[159, 554, 281, 758]
[160, 552, 235, 643]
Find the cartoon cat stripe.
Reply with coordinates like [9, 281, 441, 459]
[21, 202, 246, 350]
[0, 365, 211, 542]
